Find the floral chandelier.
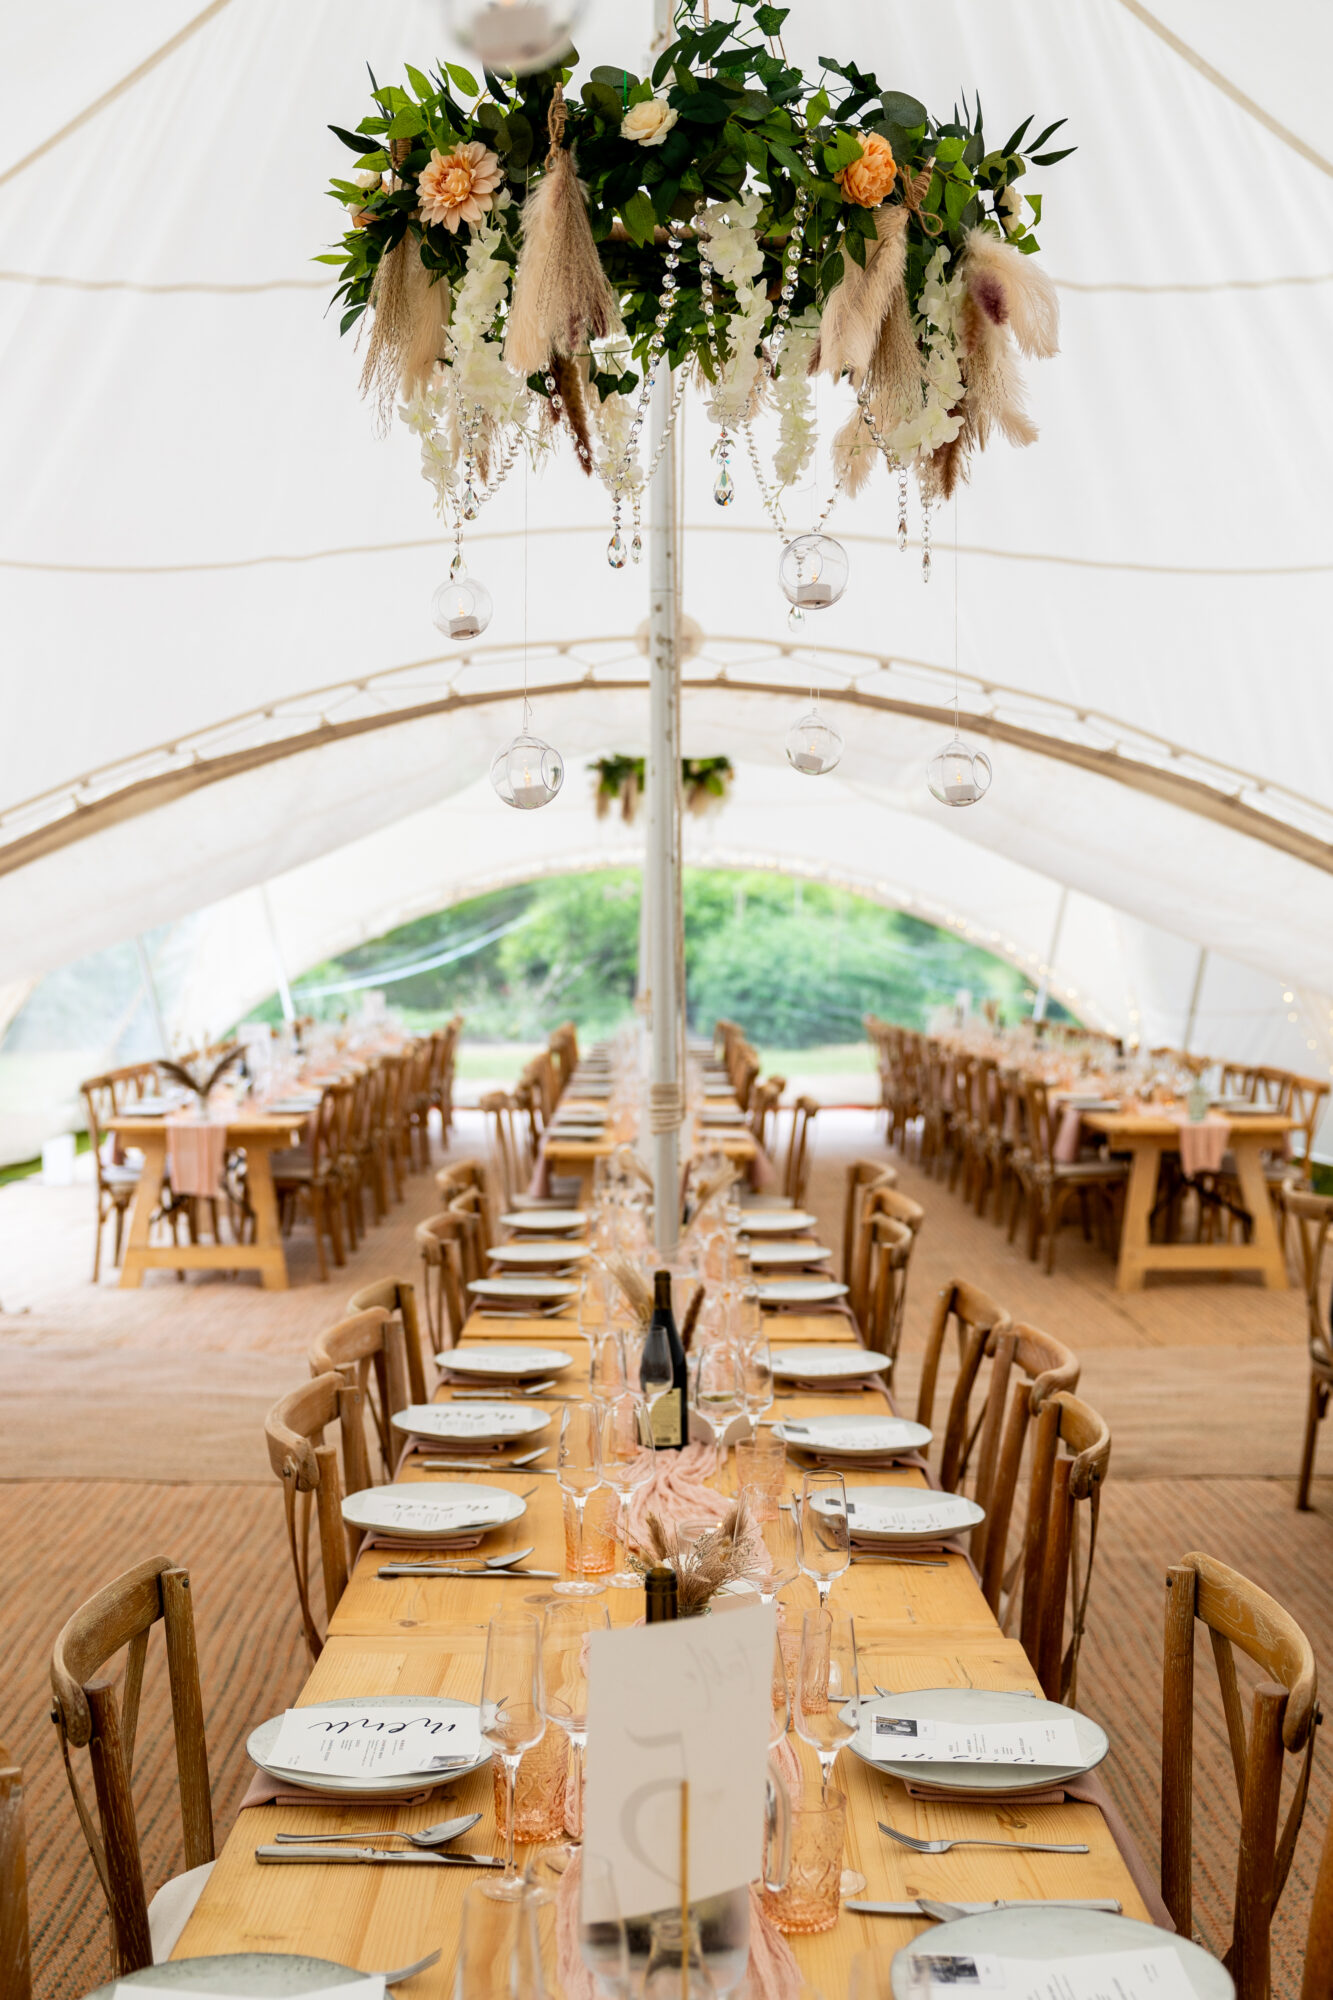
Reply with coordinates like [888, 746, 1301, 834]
[323, 0, 1072, 802]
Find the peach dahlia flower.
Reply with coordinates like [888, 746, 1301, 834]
[418, 141, 505, 233]
[835, 131, 898, 208]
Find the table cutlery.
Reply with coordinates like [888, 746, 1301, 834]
[420, 1460, 559, 1476]
[274, 1812, 482, 1849]
[257, 1844, 505, 1868]
[378, 1563, 561, 1580]
[844, 1897, 1123, 1919]
[385, 1546, 535, 1571]
[372, 1949, 443, 1983]
[850, 1554, 949, 1569]
[878, 1821, 1090, 1856]
[477, 1304, 572, 1320]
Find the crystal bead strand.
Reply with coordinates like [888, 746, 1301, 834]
[597, 229, 684, 566]
[853, 385, 915, 560]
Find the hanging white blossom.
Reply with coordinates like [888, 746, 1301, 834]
[772, 307, 820, 487]
[886, 245, 967, 462]
[698, 191, 770, 427]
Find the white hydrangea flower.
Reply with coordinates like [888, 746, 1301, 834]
[772, 308, 820, 487]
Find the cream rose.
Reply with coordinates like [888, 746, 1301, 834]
[621, 97, 678, 147]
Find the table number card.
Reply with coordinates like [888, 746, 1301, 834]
[874, 1714, 1083, 1764]
[270, 1704, 480, 1777]
[913, 1946, 1199, 2000]
[583, 1601, 777, 1920]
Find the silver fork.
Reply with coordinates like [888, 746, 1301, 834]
[878, 1820, 1089, 1856]
[371, 1949, 442, 1983]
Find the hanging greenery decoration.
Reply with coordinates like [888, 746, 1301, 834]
[593, 755, 734, 821]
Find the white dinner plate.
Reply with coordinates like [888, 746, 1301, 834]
[85, 1954, 371, 1996]
[248, 1694, 490, 1799]
[850, 1686, 1108, 1794]
[500, 1208, 588, 1233]
[443, 1343, 575, 1378]
[700, 1110, 746, 1125]
[264, 1095, 323, 1113]
[740, 1209, 818, 1235]
[467, 1275, 580, 1304]
[488, 1240, 592, 1267]
[391, 1401, 552, 1444]
[770, 1344, 887, 1380]
[756, 1279, 850, 1307]
[772, 1414, 931, 1458]
[891, 1906, 1232, 1999]
[746, 1241, 834, 1266]
[341, 1481, 526, 1544]
[830, 1482, 984, 1545]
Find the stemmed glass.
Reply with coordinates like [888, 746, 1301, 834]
[747, 1492, 799, 1606]
[795, 1470, 851, 1608]
[579, 1853, 631, 1998]
[556, 1401, 606, 1597]
[740, 1336, 774, 1422]
[589, 1327, 628, 1402]
[479, 1608, 546, 1899]
[794, 1608, 860, 1800]
[599, 1391, 656, 1588]
[543, 1598, 611, 1840]
[695, 1341, 745, 1472]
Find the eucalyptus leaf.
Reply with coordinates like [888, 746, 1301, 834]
[1001, 114, 1033, 155]
[592, 63, 638, 92]
[330, 124, 381, 154]
[819, 248, 845, 293]
[620, 190, 658, 245]
[443, 61, 479, 96]
[1032, 145, 1076, 165]
[880, 90, 927, 127]
[844, 226, 867, 269]
[1028, 117, 1068, 152]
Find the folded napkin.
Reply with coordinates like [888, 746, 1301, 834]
[762, 1300, 858, 1324]
[165, 1116, 227, 1198]
[237, 1768, 446, 1811]
[1170, 1111, 1229, 1178]
[358, 1529, 485, 1555]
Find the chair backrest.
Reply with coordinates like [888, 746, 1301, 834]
[348, 1276, 431, 1405]
[1023, 1075, 1061, 1169]
[479, 1091, 528, 1208]
[860, 1214, 918, 1373]
[781, 1095, 819, 1205]
[747, 1076, 783, 1150]
[265, 1372, 368, 1658]
[1162, 1551, 1319, 1998]
[1303, 1791, 1333, 2000]
[914, 1278, 1013, 1443]
[842, 1159, 897, 1293]
[1287, 1191, 1333, 1370]
[1017, 1389, 1111, 1704]
[448, 1186, 491, 1287]
[1283, 1074, 1330, 1179]
[415, 1212, 469, 1352]
[848, 1181, 923, 1332]
[50, 1557, 214, 1976]
[0, 1743, 31, 2000]
[437, 1156, 498, 1240]
[308, 1306, 408, 1479]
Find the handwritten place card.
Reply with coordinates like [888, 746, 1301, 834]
[270, 1704, 480, 1777]
[846, 1501, 966, 1535]
[912, 1946, 1198, 2000]
[583, 1602, 776, 1920]
[872, 1713, 1083, 1765]
[364, 1498, 507, 1528]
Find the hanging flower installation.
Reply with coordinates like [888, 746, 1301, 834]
[592, 755, 735, 821]
[323, 1, 1073, 603]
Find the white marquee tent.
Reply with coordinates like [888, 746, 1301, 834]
[0, 0, 1330, 1161]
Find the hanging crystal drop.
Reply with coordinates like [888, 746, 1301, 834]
[713, 462, 734, 507]
[630, 531, 643, 563]
[787, 604, 805, 632]
[449, 550, 466, 581]
[607, 530, 627, 569]
[461, 485, 480, 522]
[921, 546, 932, 582]
[897, 468, 910, 553]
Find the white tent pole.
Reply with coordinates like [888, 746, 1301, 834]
[1182, 945, 1209, 1053]
[259, 884, 296, 1024]
[134, 935, 170, 1056]
[1031, 886, 1069, 1024]
[645, 358, 682, 1255]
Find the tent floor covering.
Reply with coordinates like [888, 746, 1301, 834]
[1, 1109, 1329, 1995]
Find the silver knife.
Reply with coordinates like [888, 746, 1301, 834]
[845, 1898, 1124, 1918]
[377, 1564, 561, 1579]
[418, 1461, 560, 1476]
[257, 1845, 505, 1868]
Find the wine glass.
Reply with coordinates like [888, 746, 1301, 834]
[479, 1608, 546, 1899]
[695, 1341, 744, 1471]
[740, 1336, 774, 1421]
[795, 1470, 850, 1608]
[543, 1598, 610, 1841]
[589, 1328, 627, 1402]
[556, 1400, 606, 1598]
[747, 1491, 799, 1605]
[599, 1391, 656, 1588]
[770, 1626, 791, 1747]
[579, 1853, 631, 1998]
[794, 1608, 860, 1800]
[457, 1878, 549, 1996]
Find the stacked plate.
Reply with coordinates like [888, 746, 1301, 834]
[500, 1208, 587, 1233]
[769, 1345, 887, 1381]
[755, 1278, 849, 1307]
[746, 1241, 833, 1267]
[891, 1909, 1231, 1999]
[86, 1954, 384, 1995]
[442, 1344, 574, 1379]
[487, 1240, 591, 1268]
[849, 1687, 1108, 1793]
[741, 1209, 818, 1235]
[248, 1693, 491, 1798]
[828, 1483, 984, 1545]
[770, 1413, 930, 1459]
[341, 1482, 526, 1544]
[391, 1402, 551, 1447]
[466, 1274, 579, 1305]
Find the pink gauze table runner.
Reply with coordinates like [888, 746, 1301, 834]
[165, 1115, 227, 1197]
[1170, 1112, 1229, 1177]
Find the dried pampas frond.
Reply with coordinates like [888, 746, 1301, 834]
[550, 353, 594, 476]
[816, 204, 910, 381]
[602, 1251, 654, 1328]
[633, 1496, 761, 1615]
[965, 339, 1038, 450]
[688, 1158, 741, 1221]
[358, 237, 414, 431]
[504, 144, 623, 377]
[399, 259, 452, 403]
[613, 1143, 656, 1193]
[865, 291, 924, 436]
[832, 404, 878, 496]
[961, 228, 1059, 359]
[920, 406, 975, 502]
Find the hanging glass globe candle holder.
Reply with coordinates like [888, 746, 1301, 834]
[431, 573, 493, 641]
[491, 703, 564, 810]
[927, 733, 993, 808]
[444, 0, 587, 72]
[778, 533, 848, 611]
[785, 708, 844, 777]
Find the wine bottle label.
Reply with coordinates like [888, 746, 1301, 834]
[649, 1389, 683, 1448]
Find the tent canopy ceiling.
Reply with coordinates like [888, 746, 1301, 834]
[0, 0, 1330, 1068]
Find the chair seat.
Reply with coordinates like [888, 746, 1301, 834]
[149, 1858, 215, 1962]
[102, 1162, 141, 1188]
[271, 1149, 313, 1179]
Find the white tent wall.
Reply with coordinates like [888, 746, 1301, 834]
[0, 2, 1330, 1157]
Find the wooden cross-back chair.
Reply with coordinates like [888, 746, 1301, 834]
[271, 1086, 345, 1281]
[849, 1183, 924, 1340]
[348, 1276, 431, 1406]
[308, 1306, 409, 1481]
[1014, 1075, 1128, 1273]
[402, 1038, 436, 1173]
[1303, 1797, 1333, 2000]
[1285, 1190, 1333, 1510]
[265, 1373, 371, 1659]
[447, 1186, 491, 1288]
[50, 1557, 215, 1975]
[1016, 1389, 1110, 1704]
[415, 1212, 469, 1353]
[779, 1095, 819, 1207]
[859, 1214, 917, 1377]
[841, 1159, 897, 1291]
[0, 1743, 31, 2000]
[436, 1155, 499, 1234]
[747, 1075, 784, 1153]
[1162, 1551, 1319, 2000]
[914, 1278, 1012, 1444]
[479, 1090, 531, 1209]
[82, 1064, 165, 1280]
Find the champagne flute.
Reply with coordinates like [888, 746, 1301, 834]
[479, 1608, 546, 1899]
[556, 1400, 606, 1598]
[579, 1853, 631, 1998]
[795, 1470, 850, 1608]
[695, 1340, 744, 1472]
[542, 1598, 610, 1840]
[589, 1327, 627, 1402]
[746, 1490, 799, 1605]
[770, 1626, 791, 1747]
[740, 1336, 774, 1420]
[794, 1607, 860, 1800]
[600, 1391, 656, 1588]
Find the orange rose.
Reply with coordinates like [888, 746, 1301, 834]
[835, 130, 897, 208]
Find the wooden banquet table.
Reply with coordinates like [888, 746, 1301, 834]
[175, 1296, 1157, 1989]
[1081, 1108, 1293, 1292]
[542, 1096, 759, 1203]
[106, 1111, 302, 1291]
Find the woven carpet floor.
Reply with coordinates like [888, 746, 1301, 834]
[4, 1106, 1332, 1995]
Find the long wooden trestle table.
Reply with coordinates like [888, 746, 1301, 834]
[175, 1162, 1155, 1989]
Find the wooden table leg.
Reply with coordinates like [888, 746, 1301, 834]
[1115, 1137, 1164, 1292]
[246, 1145, 290, 1292]
[117, 1136, 167, 1288]
[1230, 1134, 1289, 1289]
